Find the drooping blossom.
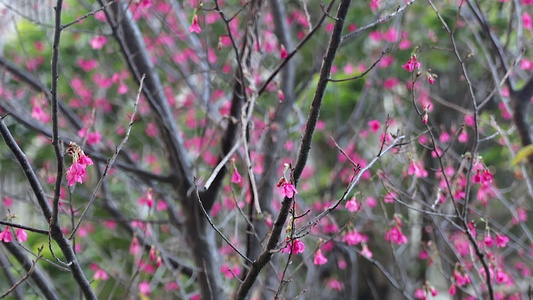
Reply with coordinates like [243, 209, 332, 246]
[66, 162, 86, 186]
[231, 166, 242, 184]
[385, 226, 408, 245]
[280, 182, 298, 199]
[402, 54, 421, 72]
[384, 191, 397, 203]
[0, 227, 12, 243]
[15, 228, 27, 242]
[484, 234, 494, 247]
[360, 243, 373, 258]
[313, 249, 328, 265]
[66, 143, 93, 186]
[448, 283, 457, 295]
[496, 234, 509, 248]
[345, 197, 361, 212]
[281, 238, 305, 254]
[408, 160, 428, 178]
[453, 269, 471, 286]
[327, 279, 344, 291]
[414, 288, 426, 300]
[343, 229, 366, 246]
[189, 14, 201, 33]
[427, 73, 436, 84]
[280, 44, 288, 59]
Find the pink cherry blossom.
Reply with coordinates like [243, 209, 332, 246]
[130, 237, 141, 255]
[280, 44, 288, 59]
[384, 191, 397, 203]
[496, 234, 509, 248]
[189, 14, 201, 34]
[385, 226, 408, 245]
[139, 281, 151, 296]
[484, 234, 494, 247]
[345, 197, 361, 212]
[342, 230, 365, 246]
[281, 239, 305, 254]
[31, 105, 51, 123]
[458, 131, 468, 143]
[3, 197, 13, 207]
[368, 119, 381, 133]
[86, 131, 102, 146]
[448, 283, 457, 295]
[360, 244, 373, 258]
[427, 73, 436, 84]
[94, 268, 109, 281]
[402, 55, 421, 72]
[408, 161, 428, 178]
[66, 162, 87, 186]
[15, 228, 27, 242]
[524, 13, 533, 30]
[414, 288, 426, 300]
[157, 200, 168, 211]
[327, 279, 344, 291]
[145, 122, 159, 137]
[231, 167, 242, 184]
[90, 36, 108, 50]
[313, 249, 328, 265]
[453, 269, 471, 286]
[78, 153, 94, 166]
[280, 182, 298, 198]
[0, 227, 12, 243]
[369, 0, 381, 10]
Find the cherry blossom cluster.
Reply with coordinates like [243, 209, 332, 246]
[65, 142, 94, 186]
[277, 163, 298, 199]
[0, 226, 27, 243]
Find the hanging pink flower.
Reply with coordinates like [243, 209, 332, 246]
[360, 243, 373, 258]
[231, 167, 242, 184]
[402, 54, 421, 72]
[496, 234, 509, 248]
[0, 227, 12, 243]
[281, 238, 305, 254]
[280, 44, 288, 59]
[15, 228, 27, 242]
[280, 182, 298, 198]
[345, 197, 361, 212]
[66, 162, 87, 186]
[385, 226, 408, 245]
[189, 14, 201, 34]
[313, 249, 328, 265]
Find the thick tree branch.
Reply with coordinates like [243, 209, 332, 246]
[99, 0, 194, 196]
[0, 118, 96, 300]
[235, 0, 352, 298]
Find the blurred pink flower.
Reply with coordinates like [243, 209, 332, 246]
[189, 14, 201, 33]
[314, 249, 328, 265]
[90, 36, 108, 50]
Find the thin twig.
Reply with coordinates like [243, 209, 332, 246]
[69, 74, 145, 240]
[0, 247, 43, 299]
[193, 180, 253, 265]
